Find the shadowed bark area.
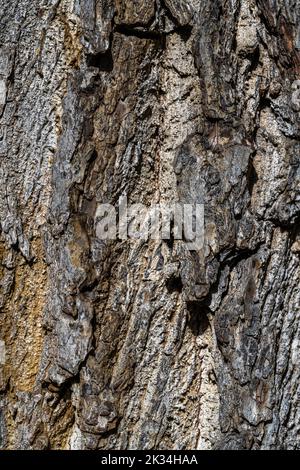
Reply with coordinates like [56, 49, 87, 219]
[0, 0, 299, 450]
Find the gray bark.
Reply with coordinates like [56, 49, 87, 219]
[0, 0, 300, 450]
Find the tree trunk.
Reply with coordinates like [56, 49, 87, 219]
[0, 0, 300, 450]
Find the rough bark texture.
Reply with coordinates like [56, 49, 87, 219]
[0, 0, 300, 450]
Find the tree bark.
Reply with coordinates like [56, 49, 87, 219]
[0, 0, 299, 450]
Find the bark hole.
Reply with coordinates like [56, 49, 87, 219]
[86, 50, 114, 72]
[186, 301, 210, 336]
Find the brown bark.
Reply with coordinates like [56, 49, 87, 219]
[0, 0, 299, 450]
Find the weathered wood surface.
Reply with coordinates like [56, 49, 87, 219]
[0, 0, 299, 449]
